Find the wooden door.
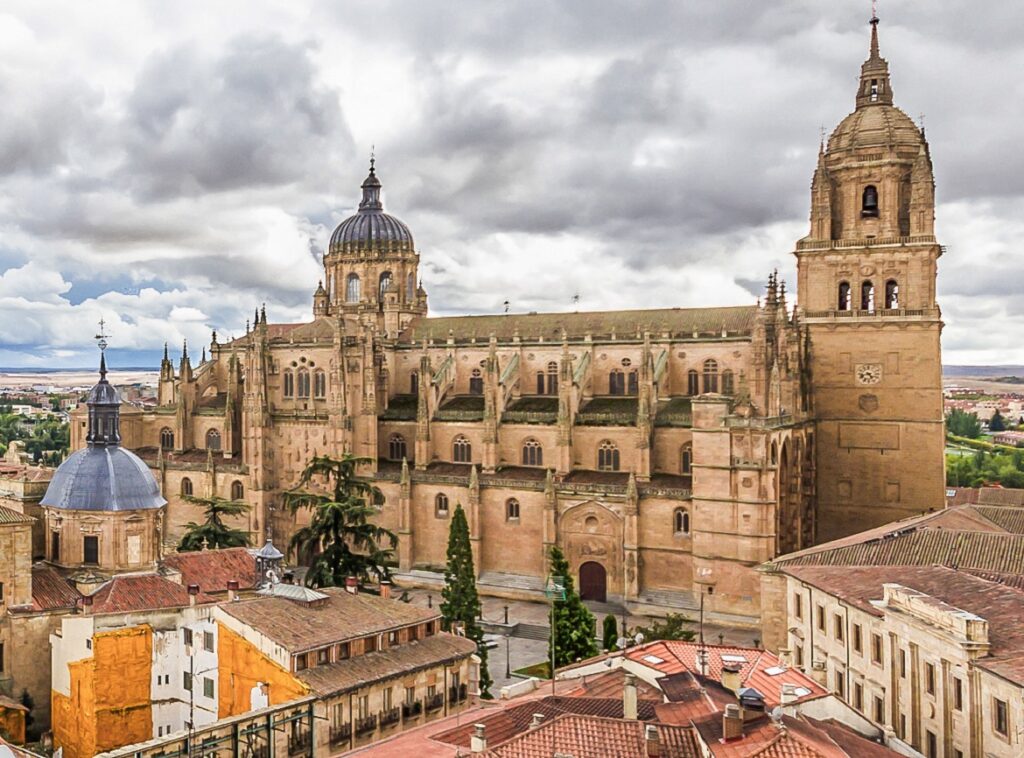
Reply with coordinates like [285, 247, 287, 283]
[579, 561, 607, 602]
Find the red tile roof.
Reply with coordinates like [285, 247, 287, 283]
[88, 574, 197, 614]
[29, 564, 81, 612]
[564, 669, 664, 701]
[0, 505, 33, 525]
[162, 547, 258, 594]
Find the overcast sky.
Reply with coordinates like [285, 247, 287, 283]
[0, 1, 1020, 368]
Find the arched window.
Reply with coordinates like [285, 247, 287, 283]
[703, 359, 719, 394]
[346, 274, 361, 303]
[435, 493, 449, 518]
[838, 282, 851, 311]
[160, 428, 174, 450]
[885, 280, 899, 309]
[297, 369, 311, 398]
[536, 371, 546, 394]
[506, 499, 520, 521]
[597, 441, 620, 472]
[522, 438, 543, 467]
[313, 370, 327, 399]
[547, 362, 559, 394]
[673, 508, 690, 535]
[609, 369, 625, 395]
[181, 477, 193, 497]
[378, 271, 393, 302]
[407, 272, 415, 300]
[861, 185, 879, 217]
[389, 434, 407, 462]
[861, 281, 875, 312]
[687, 369, 699, 396]
[411, 371, 419, 395]
[722, 370, 734, 396]
[283, 370, 295, 398]
[453, 435, 472, 463]
[680, 444, 693, 475]
[205, 429, 221, 451]
[469, 369, 483, 395]
[627, 370, 638, 395]
[770, 441, 778, 466]
[231, 480, 244, 500]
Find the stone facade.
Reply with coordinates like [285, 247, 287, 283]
[72, 18, 944, 626]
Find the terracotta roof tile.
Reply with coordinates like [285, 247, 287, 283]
[29, 564, 81, 611]
[565, 669, 663, 701]
[88, 574, 196, 614]
[0, 505, 34, 525]
[162, 547, 259, 594]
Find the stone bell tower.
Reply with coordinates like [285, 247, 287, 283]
[795, 15, 945, 541]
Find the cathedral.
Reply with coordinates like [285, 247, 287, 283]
[72, 17, 945, 625]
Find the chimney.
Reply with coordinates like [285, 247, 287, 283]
[696, 648, 710, 676]
[380, 580, 391, 600]
[623, 672, 638, 720]
[470, 724, 487, 753]
[644, 724, 661, 757]
[345, 576, 359, 595]
[722, 703, 744, 741]
[529, 713, 545, 729]
[188, 584, 200, 607]
[721, 662, 742, 695]
[780, 683, 799, 706]
[227, 579, 240, 602]
[81, 594, 93, 615]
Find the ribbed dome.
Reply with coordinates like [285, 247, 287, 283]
[329, 162, 414, 253]
[41, 446, 166, 512]
[828, 105, 924, 154]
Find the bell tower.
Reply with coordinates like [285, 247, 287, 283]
[796, 15, 945, 541]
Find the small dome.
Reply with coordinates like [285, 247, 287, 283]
[329, 162, 415, 254]
[828, 104, 924, 154]
[41, 447, 166, 512]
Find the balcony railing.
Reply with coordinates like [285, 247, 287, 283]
[355, 714, 379, 735]
[329, 722, 353, 745]
[502, 409, 558, 424]
[725, 414, 794, 429]
[425, 693, 445, 712]
[795, 234, 936, 251]
[402, 700, 424, 719]
[449, 683, 468, 703]
[380, 706, 401, 727]
[575, 410, 637, 427]
[287, 730, 312, 756]
[801, 307, 938, 320]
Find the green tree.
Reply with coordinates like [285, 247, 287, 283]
[630, 613, 696, 643]
[547, 546, 598, 669]
[177, 495, 251, 551]
[602, 614, 619, 651]
[946, 409, 982, 439]
[440, 504, 492, 697]
[990, 410, 1007, 432]
[284, 454, 397, 588]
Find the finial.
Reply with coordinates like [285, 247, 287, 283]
[94, 318, 110, 355]
[261, 303, 267, 324]
[201, 346, 207, 363]
[163, 342, 169, 361]
[869, 4, 880, 58]
[369, 144, 376, 174]
[211, 329, 218, 345]
[182, 339, 189, 361]
[254, 307, 260, 326]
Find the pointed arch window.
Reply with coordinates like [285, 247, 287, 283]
[205, 429, 221, 451]
[673, 508, 690, 535]
[722, 370, 735, 396]
[452, 435, 472, 463]
[346, 274, 361, 303]
[687, 369, 699, 396]
[861, 281, 875, 312]
[297, 369, 311, 398]
[597, 440, 620, 472]
[884, 280, 899, 309]
[410, 371, 419, 395]
[506, 498, 520, 521]
[522, 438, 543, 467]
[536, 371, 546, 394]
[389, 434, 407, 462]
[181, 477, 193, 497]
[230, 480, 244, 500]
[838, 282, 852, 311]
[283, 370, 295, 398]
[547, 362, 559, 395]
[469, 369, 484, 395]
[703, 359, 719, 394]
[407, 272, 415, 301]
[609, 369, 625, 395]
[435, 493, 449, 518]
[313, 370, 327, 399]
[862, 185, 879, 217]
[378, 271, 393, 303]
[160, 428, 175, 450]
[627, 370, 639, 395]
[680, 443, 693, 475]
[770, 441, 778, 466]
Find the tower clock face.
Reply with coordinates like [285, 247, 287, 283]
[855, 363, 882, 385]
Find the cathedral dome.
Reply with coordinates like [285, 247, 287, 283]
[827, 105, 923, 154]
[41, 446, 165, 512]
[329, 161, 415, 253]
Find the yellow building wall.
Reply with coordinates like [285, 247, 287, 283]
[0, 705, 26, 744]
[51, 626, 153, 758]
[217, 622, 309, 719]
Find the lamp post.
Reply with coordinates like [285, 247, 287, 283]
[505, 634, 511, 679]
[544, 575, 566, 695]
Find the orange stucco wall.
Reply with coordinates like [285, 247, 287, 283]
[217, 622, 308, 718]
[0, 705, 26, 744]
[51, 626, 153, 758]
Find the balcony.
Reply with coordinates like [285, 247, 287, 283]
[435, 395, 485, 422]
[381, 394, 417, 421]
[287, 730, 312, 756]
[402, 700, 423, 719]
[801, 307, 939, 321]
[795, 234, 936, 252]
[449, 683, 468, 703]
[380, 706, 402, 727]
[502, 396, 559, 425]
[355, 714, 379, 736]
[576, 397, 637, 427]
[655, 397, 692, 428]
[425, 692, 445, 712]
[329, 722, 352, 745]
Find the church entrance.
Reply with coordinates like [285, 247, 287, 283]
[579, 561, 607, 602]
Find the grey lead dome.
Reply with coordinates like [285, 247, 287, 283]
[41, 446, 165, 512]
[328, 162, 415, 253]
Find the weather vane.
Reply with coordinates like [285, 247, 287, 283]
[871, 0, 878, 20]
[370, 144, 376, 171]
[95, 318, 110, 354]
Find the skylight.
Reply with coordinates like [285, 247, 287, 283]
[764, 666, 786, 676]
[642, 654, 665, 664]
[721, 654, 747, 663]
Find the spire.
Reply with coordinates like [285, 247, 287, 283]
[359, 153, 383, 212]
[182, 339, 189, 362]
[85, 326, 121, 448]
[99, 350, 108, 380]
[856, 13, 893, 108]
[163, 342, 169, 362]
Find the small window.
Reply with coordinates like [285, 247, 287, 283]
[183, 672, 193, 691]
[834, 614, 844, 642]
[521, 438, 543, 466]
[899, 649, 907, 678]
[83, 535, 99, 565]
[597, 440, 619, 472]
[853, 681, 863, 710]
[794, 644, 803, 667]
[411, 371, 419, 395]
[379, 271, 393, 302]
[862, 185, 879, 217]
[793, 593, 803, 620]
[506, 499, 520, 521]
[364, 635, 378, 653]
[317, 648, 329, 665]
[609, 369, 625, 395]
[627, 370, 638, 395]
[160, 427, 175, 450]
[874, 696, 885, 724]
[203, 677, 215, 698]
[835, 669, 845, 698]
[926, 731, 937, 758]
[469, 369, 483, 395]
[838, 282, 851, 311]
[861, 280, 875, 312]
[994, 698, 1009, 737]
[452, 435, 472, 463]
[816, 604, 825, 632]
[853, 624, 862, 653]
[337, 642, 350, 660]
[953, 677, 963, 711]
[680, 444, 692, 475]
[925, 662, 936, 695]
[295, 654, 308, 672]
[205, 429, 221, 451]
[297, 369, 311, 398]
[407, 272, 415, 300]
[389, 434, 407, 462]
[871, 633, 884, 665]
[50, 532, 60, 562]
[721, 370, 734, 395]
[181, 477, 193, 497]
[346, 273, 361, 302]
[231, 480, 244, 500]
[314, 370, 327, 399]
[687, 369, 699, 396]
[183, 628, 193, 647]
[536, 371, 546, 395]
[770, 442, 778, 466]
[884, 279, 899, 309]
[283, 371, 294, 398]
[546, 362, 558, 394]
[388, 631, 399, 646]
[673, 508, 690, 535]
[703, 359, 719, 394]
[435, 493, 450, 518]
[203, 631, 214, 652]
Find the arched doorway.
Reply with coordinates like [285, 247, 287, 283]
[579, 561, 607, 603]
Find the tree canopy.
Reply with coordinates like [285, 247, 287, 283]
[946, 409, 982, 439]
[548, 546, 598, 669]
[177, 495, 251, 551]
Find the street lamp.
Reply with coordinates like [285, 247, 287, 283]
[505, 634, 511, 679]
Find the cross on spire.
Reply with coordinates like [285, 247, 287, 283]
[95, 318, 110, 354]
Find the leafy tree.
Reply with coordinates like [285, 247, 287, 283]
[177, 495, 251, 551]
[946, 409, 982, 439]
[547, 546, 598, 669]
[990, 410, 1007, 432]
[440, 504, 492, 698]
[284, 454, 397, 588]
[630, 613, 696, 643]
[602, 614, 619, 651]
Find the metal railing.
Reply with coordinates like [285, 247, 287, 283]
[287, 730, 312, 756]
[796, 234, 936, 251]
[329, 723, 352, 745]
[502, 410, 558, 424]
[402, 700, 423, 719]
[575, 411, 637, 426]
[425, 693, 445, 712]
[380, 706, 401, 727]
[355, 714, 379, 735]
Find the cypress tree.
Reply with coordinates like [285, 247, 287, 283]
[603, 614, 619, 651]
[441, 504, 492, 697]
[547, 545, 598, 670]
